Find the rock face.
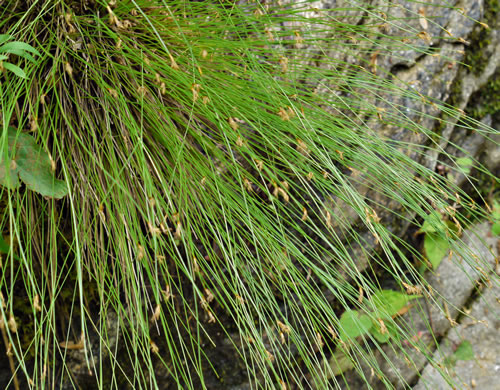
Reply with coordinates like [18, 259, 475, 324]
[358, 222, 498, 389]
[413, 278, 500, 390]
[320, 0, 500, 390]
[283, 0, 499, 276]
[317, 0, 500, 387]
[331, 0, 495, 227]
[227, 0, 499, 389]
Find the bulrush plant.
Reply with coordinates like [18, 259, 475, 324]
[0, 0, 497, 389]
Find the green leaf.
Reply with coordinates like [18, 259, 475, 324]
[492, 222, 500, 236]
[370, 323, 391, 343]
[338, 310, 372, 341]
[444, 341, 474, 367]
[0, 35, 12, 45]
[424, 232, 450, 268]
[0, 235, 20, 261]
[370, 289, 419, 319]
[1, 62, 26, 78]
[1, 49, 37, 63]
[0, 41, 40, 57]
[492, 200, 500, 220]
[418, 211, 454, 269]
[0, 127, 68, 198]
[444, 219, 459, 235]
[369, 317, 401, 344]
[0, 235, 12, 254]
[453, 341, 474, 361]
[456, 157, 473, 175]
[419, 211, 447, 234]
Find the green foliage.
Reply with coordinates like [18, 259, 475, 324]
[338, 289, 419, 343]
[370, 289, 420, 319]
[370, 321, 393, 344]
[0, 34, 39, 78]
[418, 211, 448, 235]
[338, 309, 373, 342]
[424, 233, 450, 268]
[444, 341, 475, 367]
[0, 1, 497, 389]
[0, 127, 67, 198]
[330, 289, 419, 375]
[455, 157, 474, 175]
[420, 212, 456, 269]
[0, 234, 19, 260]
[453, 341, 475, 361]
[491, 200, 500, 236]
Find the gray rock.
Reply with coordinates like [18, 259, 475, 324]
[482, 129, 500, 174]
[337, 222, 498, 389]
[380, 222, 498, 387]
[413, 279, 500, 390]
[223, 1, 499, 388]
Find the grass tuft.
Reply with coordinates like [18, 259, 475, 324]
[0, 0, 498, 389]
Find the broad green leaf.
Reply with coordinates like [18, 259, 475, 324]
[1, 49, 37, 63]
[418, 211, 447, 234]
[491, 199, 500, 236]
[492, 200, 500, 220]
[0, 41, 40, 57]
[492, 222, 500, 236]
[370, 323, 391, 343]
[1, 62, 26, 78]
[338, 310, 372, 341]
[370, 289, 419, 319]
[456, 157, 473, 175]
[0, 235, 20, 261]
[369, 317, 400, 344]
[0, 35, 12, 45]
[424, 232, 450, 268]
[444, 341, 474, 367]
[444, 219, 459, 235]
[0, 127, 68, 198]
[453, 340, 474, 361]
[0, 235, 12, 254]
